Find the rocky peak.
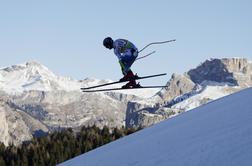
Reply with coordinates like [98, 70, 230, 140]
[187, 58, 252, 87]
[221, 58, 250, 73]
[3, 61, 46, 72]
[126, 58, 252, 129]
[1, 60, 56, 81]
[25, 60, 44, 67]
[0, 61, 82, 93]
[187, 59, 237, 85]
[154, 73, 195, 102]
[24, 61, 56, 78]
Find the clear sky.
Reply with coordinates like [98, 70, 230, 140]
[0, 0, 251, 85]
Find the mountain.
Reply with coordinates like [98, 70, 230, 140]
[0, 61, 81, 93]
[58, 87, 252, 166]
[0, 58, 251, 146]
[0, 61, 157, 146]
[0, 61, 158, 97]
[126, 58, 252, 128]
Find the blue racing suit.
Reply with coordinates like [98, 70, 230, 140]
[113, 39, 138, 75]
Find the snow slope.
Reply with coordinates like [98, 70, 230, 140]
[170, 84, 238, 111]
[59, 88, 252, 166]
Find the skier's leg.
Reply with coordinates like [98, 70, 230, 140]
[120, 50, 140, 88]
[121, 49, 138, 75]
[119, 55, 137, 81]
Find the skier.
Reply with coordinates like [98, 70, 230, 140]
[81, 38, 174, 92]
[103, 37, 141, 88]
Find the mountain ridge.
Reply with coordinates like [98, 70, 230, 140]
[0, 57, 251, 146]
[0, 61, 146, 145]
[126, 57, 252, 128]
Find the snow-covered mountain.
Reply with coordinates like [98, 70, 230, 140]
[0, 61, 157, 146]
[0, 58, 251, 146]
[126, 58, 252, 128]
[58, 87, 252, 166]
[0, 61, 81, 93]
[0, 61, 158, 97]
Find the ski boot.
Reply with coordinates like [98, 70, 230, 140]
[122, 82, 142, 89]
[119, 71, 139, 82]
[119, 70, 134, 82]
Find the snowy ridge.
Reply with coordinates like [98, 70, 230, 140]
[170, 85, 235, 111]
[59, 87, 252, 166]
[0, 61, 81, 93]
[0, 61, 158, 98]
[165, 82, 239, 111]
[1, 58, 251, 146]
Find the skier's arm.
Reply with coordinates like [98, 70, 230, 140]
[114, 39, 127, 60]
[114, 46, 123, 60]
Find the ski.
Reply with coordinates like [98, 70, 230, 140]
[82, 86, 168, 93]
[80, 73, 167, 90]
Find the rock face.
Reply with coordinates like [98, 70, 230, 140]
[10, 90, 129, 129]
[188, 58, 252, 87]
[126, 101, 178, 128]
[0, 98, 48, 146]
[0, 89, 136, 146]
[155, 74, 196, 102]
[221, 58, 252, 87]
[187, 59, 237, 85]
[125, 58, 252, 128]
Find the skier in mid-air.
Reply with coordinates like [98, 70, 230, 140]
[81, 37, 174, 92]
[103, 37, 141, 88]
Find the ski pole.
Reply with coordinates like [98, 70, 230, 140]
[136, 51, 156, 61]
[138, 39, 176, 53]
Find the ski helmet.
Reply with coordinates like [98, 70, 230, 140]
[103, 37, 113, 49]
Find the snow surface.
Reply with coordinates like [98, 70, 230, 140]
[59, 88, 252, 166]
[171, 85, 235, 111]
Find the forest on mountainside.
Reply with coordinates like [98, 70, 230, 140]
[0, 126, 139, 166]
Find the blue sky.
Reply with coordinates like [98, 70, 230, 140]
[0, 0, 251, 85]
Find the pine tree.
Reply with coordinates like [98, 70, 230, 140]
[0, 125, 139, 166]
[113, 127, 124, 139]
[0, 156, 6, 166]
[0, 143, 6, 166]
[101, 126, 111, 144]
